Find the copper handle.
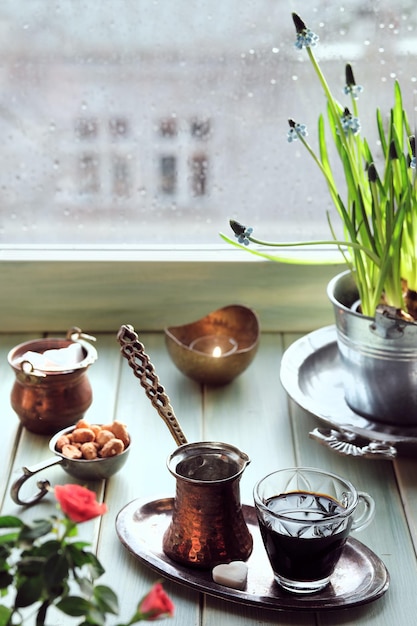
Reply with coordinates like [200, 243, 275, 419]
[117, 324, 188, 446]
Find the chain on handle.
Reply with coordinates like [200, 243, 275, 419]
[117, 324, 188, 447]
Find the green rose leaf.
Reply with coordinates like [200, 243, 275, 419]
[0, 544, 12, 563]
[65, 543, 95, 568]
[43, 552, 69, 595]
[86, 552, 105, 580]
[0, 605, 13, 626]
[19, 519, 53, 542]
[94, 584, 119, 615]
[15, 575, 43, 607]
[56, 595, 93, 616]
[37, 539, 62, 557]
[0, 570, 13, 589]
[0, 532, 20, 546]
[0, 516, 24, 529]
[15, 556, 45, 577]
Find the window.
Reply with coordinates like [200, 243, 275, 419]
[159, 118, 178, 138]
[109, 117, 129, 140]
[190, 153, 208, 196]
[78, 153, 100, 195]
[75, 118, 99, 140]
[1, 1, 416, 245]
[112, 154, 131, 197]
[190, 118, 211, 141]
[160, 155, 177, 195]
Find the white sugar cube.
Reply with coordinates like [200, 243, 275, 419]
[212, 561, 248, 590]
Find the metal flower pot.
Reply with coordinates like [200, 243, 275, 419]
[327, 270, 417, 426]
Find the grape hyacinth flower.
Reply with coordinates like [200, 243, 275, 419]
[344, 63, 363, 100]
[287, 119, 308, 142]
[292, 13, 319, 49]
[340, 107, 361, 136]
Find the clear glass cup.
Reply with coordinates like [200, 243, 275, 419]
[253, 467, 375, 594]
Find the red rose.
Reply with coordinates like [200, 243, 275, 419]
[138, 582, 174, 620]
[54, 484, 107, 523]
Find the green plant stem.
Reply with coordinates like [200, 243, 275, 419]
[306, 47, 343, 137]
[36, 601, 50, 626]
[221, 232, 381, 265]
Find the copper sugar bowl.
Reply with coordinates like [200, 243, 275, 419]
[163, 441, 253, 569]
[8, 327, 97, 435]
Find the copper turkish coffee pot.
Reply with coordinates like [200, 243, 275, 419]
[117, 324, 253, 569]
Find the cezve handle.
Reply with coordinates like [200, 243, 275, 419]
[117, 324, 188, 447]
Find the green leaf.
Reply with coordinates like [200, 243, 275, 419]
[36, 540, 62, 558]
[85, 553, 105, 580]
[43, 553, 69, 596]
[0, 516, 24, 530]
[19, 519, 53, 543]
[17, 556, 45, 577]
[93, 585, 119, 615]
[14, 575, 43, 608]
[65, 543, 95, 568]
[393, 80, 406, 151]
[318, 115, 343, 212]
[86, 606, 107, 626]
[0, 570, 13, 589]
[76, 575, 94, 597]
[0, 545, 12, 564]
[0, 605, 13, 626]
[0, 533, 20, 547]
[56, 596, 93, 617]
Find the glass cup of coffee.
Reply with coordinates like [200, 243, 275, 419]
[253, 467, 375, 594]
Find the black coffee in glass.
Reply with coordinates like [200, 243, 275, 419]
[257, 491, 350, 585]
[254, 468, 375, 594]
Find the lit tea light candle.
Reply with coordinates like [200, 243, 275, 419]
[189, 334, 238, 357]
[164, 304, 260, 385]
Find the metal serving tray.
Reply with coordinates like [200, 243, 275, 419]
[280, 325, 417, 459]
[116, 497, 389, 611]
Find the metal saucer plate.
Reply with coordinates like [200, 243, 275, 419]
[115, 497, 389, 611]
[280, 325, 417, 458]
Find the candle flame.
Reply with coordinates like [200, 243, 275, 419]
[212, 346, 222, 358]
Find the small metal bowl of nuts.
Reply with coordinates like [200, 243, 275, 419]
[11, 420, 131, 506]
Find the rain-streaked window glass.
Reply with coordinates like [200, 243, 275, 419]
[160, 156, 177, 196]
[190, 153, 209, 197]
[1, 1, 416, 245]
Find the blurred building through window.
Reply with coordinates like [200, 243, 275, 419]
[0, 1, 416, 245]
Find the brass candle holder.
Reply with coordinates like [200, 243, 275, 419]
[164, 304, 259, 385]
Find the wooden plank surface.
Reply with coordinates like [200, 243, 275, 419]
[0, 331, 415, 625]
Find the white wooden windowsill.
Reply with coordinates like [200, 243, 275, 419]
[0, 244, 344, 333]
